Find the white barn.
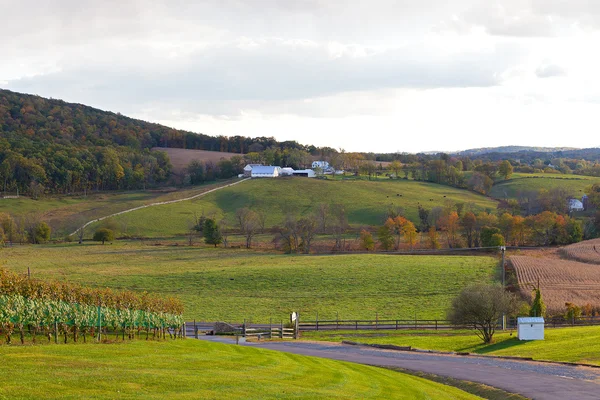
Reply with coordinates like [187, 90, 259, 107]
[251, 166, 281, 178]
[280, 167, 295, 176]
[243, 164, 262, 177]
[292, 169, 316, 178]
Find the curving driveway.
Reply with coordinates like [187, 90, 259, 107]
[196, 336, 600, 400]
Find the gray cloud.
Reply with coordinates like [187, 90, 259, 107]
[535, 63, 566, 78]
[6, 38, 516, 116]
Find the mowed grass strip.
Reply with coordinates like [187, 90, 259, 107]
[91, 178, 498, 237]
[0, 340, 480, 400]
[1, 243, 498, 321]
[303, 326, 600, 365]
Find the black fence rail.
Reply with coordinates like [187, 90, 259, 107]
[299, 319, 456, 331]
[508, 316, 600, 328]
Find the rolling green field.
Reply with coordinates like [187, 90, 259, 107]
[1, 243, 498, 321]
[304, 326, 600, 365]
[0, 180, 235, 238]
[490, 173, 600, 200]
[89, 178, 498, 237]
[0, 339, 479, 399]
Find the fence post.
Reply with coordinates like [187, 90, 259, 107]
[316, 312, 319, 331]
[280, 320, 284, 339]
[376, 312, 378, 330]
[54, 319, 58, 344]
[97, 305, 102, 342]
[435, 320, 438, 331]
[294, 313, 299, 340]
[395, 320, 398, 330]
[243, 319, 246, 337]
[194, 320, 198, 339]
[355, 320, 358, 330]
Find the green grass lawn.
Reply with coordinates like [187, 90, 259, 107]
[88, 178, 498, 237]
[0, 339, 480, 400]
[1, 243, 498, 322]
[303, 325, 600, 365]
[0, 180, 237, 238]
[489, 173, 600, 200]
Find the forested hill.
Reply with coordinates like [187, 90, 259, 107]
[0, 89, 312, 194]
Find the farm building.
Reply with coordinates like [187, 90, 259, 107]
[569, 199, 584, 212]
[243, 164, 263, 178]
[281, 167, 295, 176]
[312, 161, 330, 169]
[517, 317, 544, 340]
[251, 166, 282, 178]
[292, 169, 316, 178]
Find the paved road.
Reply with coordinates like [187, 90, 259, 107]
[195, 335, 600, 400]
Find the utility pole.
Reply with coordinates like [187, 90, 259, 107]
[501, 246, 506, 330]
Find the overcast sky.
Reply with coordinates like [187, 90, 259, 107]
[2, 1, 600, 153]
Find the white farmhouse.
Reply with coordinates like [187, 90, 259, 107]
[569, 198, 584, 212]
[312, 161, 330, 169]
[251, 166, 281, 178]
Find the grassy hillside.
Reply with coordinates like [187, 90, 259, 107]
[1, 243, 498, 321]
[0, 180, 235, 238]
[490, 173, 600, 200]
[305, 326, 600, 366]
[0, 340, 479, 399]
[90, 178, 498, 237]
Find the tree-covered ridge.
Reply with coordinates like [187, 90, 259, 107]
[0, 89, 328, 194]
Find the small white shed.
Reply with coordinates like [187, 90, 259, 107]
[517, 317, 545, 340]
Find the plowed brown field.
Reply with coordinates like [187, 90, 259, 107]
[560, 238, 600, 265]
[511, 255, 600, 312]
[152, 147, 240, 174]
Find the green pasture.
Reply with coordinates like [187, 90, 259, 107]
[91, 178, 498, 237]
[0, 181, 236, 238]
[490, 173, 600, 200]
[304, 325, 600, 365]
[1, 243, 498, 321]
[0, 339, 479, 400]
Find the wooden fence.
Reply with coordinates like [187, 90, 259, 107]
[299, 319, 454, 331]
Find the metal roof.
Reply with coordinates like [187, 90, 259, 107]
[517, 317, 545, 323]
[251, 166, 280, 174]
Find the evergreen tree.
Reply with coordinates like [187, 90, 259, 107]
[203, 218, 223, 247]
[529, 287, 546, 317]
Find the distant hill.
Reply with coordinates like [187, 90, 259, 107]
[455, 146, 579, 156]
[0, 89, 311, 194]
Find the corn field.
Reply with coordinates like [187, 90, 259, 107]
[0, 268, 184, 344]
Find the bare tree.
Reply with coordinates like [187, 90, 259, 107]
[219, 218, 230, 248]
[76, 224, 86, 244]
[276, 214, 300, 253]
[448, 283, 520, 344]
[329, 204, 348, 252]
[316, 203, 329, 233]
[298, 217, 317, 254]
[236, 208, 259, 249]
[256, 209, 267, 234]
